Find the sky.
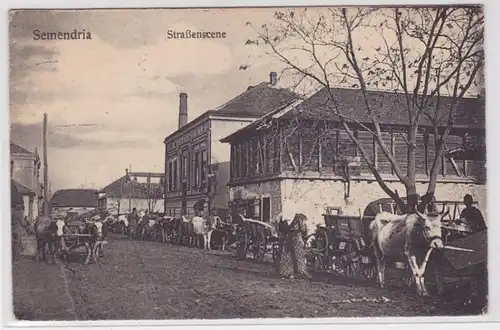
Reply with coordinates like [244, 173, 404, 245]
[9, 8, 284, 190]
[9, 7, 483, 191]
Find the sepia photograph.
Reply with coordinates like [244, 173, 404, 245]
[9, 5, 487, 321]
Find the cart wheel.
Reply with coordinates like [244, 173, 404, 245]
[254, 237, 267, 262]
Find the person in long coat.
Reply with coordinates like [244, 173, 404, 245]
[275, 213, 311, 279]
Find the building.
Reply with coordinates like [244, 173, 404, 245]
[50, 189, 105, 218]
[164, 72, 298, 217]
[10, 142, 42, 221]
[100, 170, 165, 215]
[221, 87, 486, 230]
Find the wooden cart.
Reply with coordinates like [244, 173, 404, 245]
[306, 214, 376, 279]
[236, 218, 279, 263]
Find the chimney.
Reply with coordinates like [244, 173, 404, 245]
[269, 71, 277, 86]
[178, 93, 188, 129]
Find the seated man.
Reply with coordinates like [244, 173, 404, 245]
[458, 194, 487, 233]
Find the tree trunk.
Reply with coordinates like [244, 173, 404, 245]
[406, 125, 418, 213]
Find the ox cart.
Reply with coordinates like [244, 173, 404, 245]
[305, 214, 376, 279]
[235, 218, 280, 263]
[306, 198, 486, 297]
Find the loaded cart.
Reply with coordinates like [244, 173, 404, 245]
[305, 213, 376, 279]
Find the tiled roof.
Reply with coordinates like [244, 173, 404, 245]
[213, 82, 299, 117]
[165, 82, 299, 142]
[287, 87, 484, 128]
[12, 180, 35, 196]
[50, 189, 99, 208]
[10, 142, 33, 155]
[101, 176, 164, 199]
[221, 87, 485, 142]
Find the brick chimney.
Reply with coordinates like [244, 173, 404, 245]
[269, 71, 277, 86]
[178, 93, 188, 129]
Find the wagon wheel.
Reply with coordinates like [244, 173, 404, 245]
[253, 236, 267, 262]
[344, 241, 361, 279]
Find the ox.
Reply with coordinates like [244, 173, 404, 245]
[370, 208, 449, 296]
[192, 215, 223, 250]
[80, 219, 108, 264]
[34, 216, 66, 264]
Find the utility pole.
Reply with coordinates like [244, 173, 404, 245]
[128, 165, 132, 213]
[42, 113, 49, 217]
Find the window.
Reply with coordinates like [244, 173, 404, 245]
[241, 142, 248, 177]
[168, 162, 173, 191]
[173, 159, 178, 190]
[201, 150, 207, 184]
[182, 154, 188, 181]
[194, 151, 200, 187]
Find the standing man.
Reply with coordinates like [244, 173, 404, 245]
[11, 180, 31, 261]
[128, 208, 140, 237]
[459, 194, 487, 233]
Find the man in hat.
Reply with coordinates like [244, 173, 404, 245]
[459, 194, 487, 233]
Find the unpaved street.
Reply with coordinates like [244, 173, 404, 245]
[13, 234, 482, 320]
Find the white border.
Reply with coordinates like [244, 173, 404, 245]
[2, 0, 499, 329]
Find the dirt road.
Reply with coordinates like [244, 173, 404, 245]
[12, 234, 483, 320]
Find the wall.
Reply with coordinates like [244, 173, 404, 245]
[107, 197, 164, 215]
[229, 180, 282, 223]
[280, 178, 487, 233]
[210, 118, 255, 208]
[11, 156, 38, 193]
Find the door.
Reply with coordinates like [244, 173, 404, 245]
[262, 197, 270, 223]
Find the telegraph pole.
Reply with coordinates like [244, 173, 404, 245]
[42, 113, 49, 216]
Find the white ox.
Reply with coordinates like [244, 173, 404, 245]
[370, 208, 449, 296]
[191, 216, 218, 250]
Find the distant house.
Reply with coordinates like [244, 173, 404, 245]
[100, 170, 164, 215]
[10, 142, 42, 221]
[221, 87, 486, 229]
[164, 72, 298, 217]
[50, 189, 105, 217]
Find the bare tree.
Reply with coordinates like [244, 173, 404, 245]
[245, 6, 484, 212]
[138, 179, 163, 213]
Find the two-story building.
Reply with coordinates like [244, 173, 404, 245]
[10, 142, 42, 221]
[221, 87, 486, 231]
[164, 72, 298, 217]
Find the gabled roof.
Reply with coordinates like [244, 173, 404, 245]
[164, 82, 299, 142]
[221, 87, 485, 143]
[213, 82, 298, 117]
[101, 175, 164, 199]
[50, 189, 99, 208]
[12, 180, 35, 197]
[10, 142, 33, 155]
